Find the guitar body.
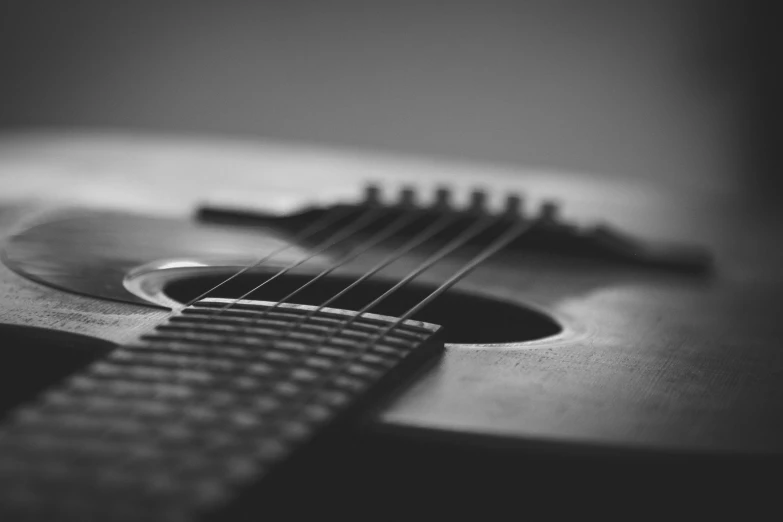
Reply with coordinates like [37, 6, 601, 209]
[0, 131, 781, 513]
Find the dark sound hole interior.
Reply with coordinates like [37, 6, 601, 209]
[165, 274, 561, 344]
[0, 325, 115, 419]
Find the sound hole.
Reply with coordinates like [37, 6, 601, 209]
[164, 274, 561, 344]
[0, 325, 114, 419]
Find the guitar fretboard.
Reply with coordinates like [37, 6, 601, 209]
[0, 298, 443, 521]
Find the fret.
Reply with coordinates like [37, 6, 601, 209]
[0, 298, 443, 522]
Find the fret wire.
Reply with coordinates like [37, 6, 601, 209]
[200, 212, 496, 373]
[277, 211, 460, 338]
[69, 207, 525, 492]
[13, 196, 528, 507]
[189, 202, 519, 395]
[314, 213, 500, 348]
[172, 211, 449, 365]
[194, 212, 492, 367]
[258, 219, 532, 438]
[175, 212, 494, 396]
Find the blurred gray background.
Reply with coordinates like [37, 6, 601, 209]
[0, 1, 777, 193]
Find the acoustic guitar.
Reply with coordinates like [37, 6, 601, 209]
[0, 131, 780, 519]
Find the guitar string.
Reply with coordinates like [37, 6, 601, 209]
[177, 211, 460, 357]
[365, 217, 533, 345]
[209, 207, 386, 315]
[55, 204, 400, 493]
[82, 211, 525, 478]
[259, 218, 533, 439]
[187, 204, 512, 364]
[252, 209, 422, 320]
[93, 211, 466, 476]
[74, 207, 390, 472]
[181, 210, 459, 348]
[313, 213, 500, 348]
[276, 212, 460, 338]
[198, 213, 501, 385]
[87, 218, 525, 485]
[181, 206, 353, 309]
[175, 196, 521, 395]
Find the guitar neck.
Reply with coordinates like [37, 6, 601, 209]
[0, 299, 443, 521]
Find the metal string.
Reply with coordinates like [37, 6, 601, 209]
[259, 218, 534, 440]
[96, 212, 530, 482]
[208, 213, 497, 356]
[254, 209, 422, 319]
[181, 206, 352, 309]
[77, 209, 402, 485]
[183, 211, 460, 353]
[314, 213, 500, 347]
[209, 213, 501, 390]
[211, 207, 385, 315]
[365, 218, 533, 345]
[187, 204, 519, 357]
[178, 196, 526, 389]
[277, 212, 460, 338]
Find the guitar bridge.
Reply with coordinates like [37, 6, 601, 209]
[198, 183, 713, 274]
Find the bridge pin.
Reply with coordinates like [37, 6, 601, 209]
[539, 200, 560, 222]
[434, 186, 451, 209]
[399, 186, 416, 207]
[469, 190, 487, 213]
[364, 184, 382, 206]
[504, 194, 522, 218]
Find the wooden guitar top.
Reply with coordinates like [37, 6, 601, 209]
[1, 130, 782, 456]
